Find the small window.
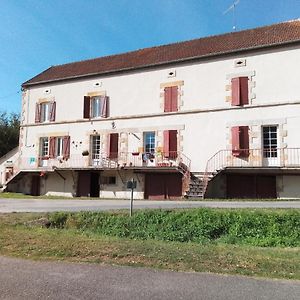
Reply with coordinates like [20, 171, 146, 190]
[101, 176, 116, 185]
[144, 132, 155, 153]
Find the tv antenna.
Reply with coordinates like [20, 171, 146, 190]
[223, 0, 240, 31]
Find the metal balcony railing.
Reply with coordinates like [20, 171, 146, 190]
[202, 148, 300, 197]
[15, 151, 191, 174]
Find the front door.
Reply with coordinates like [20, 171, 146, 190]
[262, 126, 279, 166]
[90, 172, 100, 197]
[31, 175, 40, 196]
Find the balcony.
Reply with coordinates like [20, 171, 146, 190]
[202, 148, 300, 197]
[16, 151, 191, 174]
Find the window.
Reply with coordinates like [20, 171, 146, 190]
[144, 132, 155, 153]
[40, 137, 49, 157]
[56, 137, 64, 157]
[101, 176, 116, 185]
[231, 77, 249, 106]
[163, 130, 178, 158]
[164, 86, 178, 112]
[231, 126, 249, 157]
[46, 136, 70, 159]
[91, 135, 101, 159]
[263, 126, 278, 158]
[84, 96, 108, 119]
[35, 101, 56, 123]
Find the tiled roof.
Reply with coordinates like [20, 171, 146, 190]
[23, 20, 300, 87]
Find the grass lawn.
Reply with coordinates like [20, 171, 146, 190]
[0, 210, 299, 280]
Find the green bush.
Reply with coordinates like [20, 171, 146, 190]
[47, 209, 300, 247]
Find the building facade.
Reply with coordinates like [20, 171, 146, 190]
[2, 20, 300, 199]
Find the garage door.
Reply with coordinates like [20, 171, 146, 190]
[145, 173, 182, 200]
[227, 174, 276, 199]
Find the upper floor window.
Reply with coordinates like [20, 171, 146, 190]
[84, 95, 108, 119]
[164, 86, 178, 112]
[144, 132, 155, 153]
[35, 101, 56, 123]
[231, 77, 249, 106]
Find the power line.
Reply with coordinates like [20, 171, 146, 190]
[0, 90, 21, 100]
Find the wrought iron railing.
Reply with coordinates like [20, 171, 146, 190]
[15, 151, 191, 173]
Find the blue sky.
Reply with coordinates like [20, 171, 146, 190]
[0, 0, 299, 113]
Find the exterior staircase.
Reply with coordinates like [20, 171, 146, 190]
[185, 172, 214, 198]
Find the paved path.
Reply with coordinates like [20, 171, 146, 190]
[0, 256, 299, 300]
[0, 198, 299, 212]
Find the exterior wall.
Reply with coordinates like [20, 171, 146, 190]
[278, 175, 300, 199]
[0, 148, 19, 187]
[20, 45, 300, 172]
[42, 171, 74, 197]
[99, 170, 144, 199]
[13, 43, 300, 199]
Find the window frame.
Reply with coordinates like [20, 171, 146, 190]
[40, 137, 49, 158]
[144, 131, 156, 153]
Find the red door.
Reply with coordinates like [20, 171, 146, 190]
[145, 173, 182, 200]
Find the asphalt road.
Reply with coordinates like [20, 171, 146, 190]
[0, 256, 299, 300]
[0, 198, 299, 213]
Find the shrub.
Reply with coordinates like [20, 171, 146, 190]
[47, 209, 300, 247]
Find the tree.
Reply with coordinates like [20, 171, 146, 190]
[0, 111, 20, 157]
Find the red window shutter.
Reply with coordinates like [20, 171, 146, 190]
[35, 103, 41, 123]
[109, 133, 119, 159]
[169, 130, 178, 158]
[240, 126, 249, 157]
[240, 77, 249, 105]
[164, 87, 172, 112]
[63, 136, 70, 160]
[49, 101, 56, 122]
[163, 130, 170, 157]
[231, 126, 249, 157]
[106, 134, 110, 158]
[171, 86, 178, 112]
[100, 96, 108, 118]
[231, 78, 240, 106]
[49, 137, 56, 159]
[83, 96, 91, 119]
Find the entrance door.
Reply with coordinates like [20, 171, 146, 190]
[77, 171, 91, 197]
[31, 175, 40, 196]
[262, 126, 279, 166]
[90, 172, 100, 197]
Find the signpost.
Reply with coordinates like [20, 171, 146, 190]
[127, 178, 137, 217]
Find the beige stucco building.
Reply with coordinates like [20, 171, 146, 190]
[2, 20, 300, 199]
